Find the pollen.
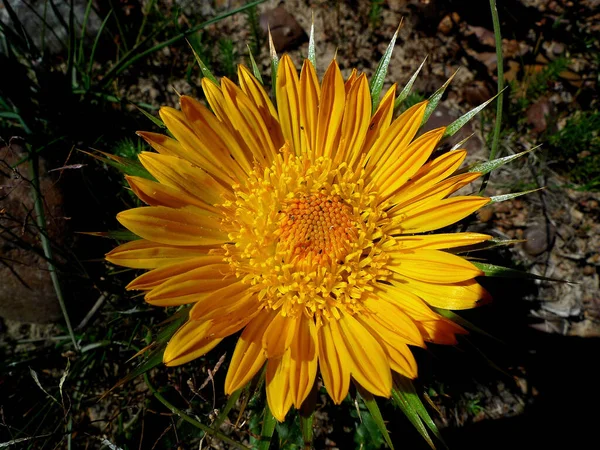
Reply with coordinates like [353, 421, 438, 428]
[278, 193, 356, 265]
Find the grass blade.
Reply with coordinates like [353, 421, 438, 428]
[370, 20, 402, 113]
[423, 69, 458, 124]
[357, 388, 394, 449]
[489, 188, 543, 203]
[394, 56, 427, 110]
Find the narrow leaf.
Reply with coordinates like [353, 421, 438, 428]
[390, 386, 435, 449]
[395, 376, 447, 449]
[132, 103, 165, 129]
[489, 188, 543, 203]
[307, 13, 316, 70]
[471, 262, 570, 282]
[357, 389, 394, 450]
[450, 133, 474, 151]
[370, 20, 402, 113]
[81, 149, 154, 180]
[58, 359, 71, 405]
[268, 27, 279, 100]
[78, 230, 140, 241]
[300, 413, 314, 449]
[247, 44, 263, 83]
[443, 88, 507, 138]
[257, 405, 277, 450]
[457, 146, 539, 175]
[188, 39, 218, 84]
[395, 56, 427, 110]
[423, 70, 459, 124]
[432, 308, 503, 343]
[213, 388, 243, 429]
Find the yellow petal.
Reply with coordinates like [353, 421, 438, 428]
[105, 239, 205, 269]
[335, 74, 371, 166]
[318, 320, 350, 404]
[266, 351, 293, 422]
[388, 149, 467, 209]
[385, 196, 490, 234]
[225, 311, 274, 394]
[415, 317, 467, 344]
[344, 68, 358, 93]
[387, 249, 483, 283]
[138, 152, 232, 206]
[365, 101, 427, 179]
[358, 84, 396, 163]
[316, 59, 345, 159]
[164, 320, 221, 366]
[180, 95, 252, 178]
[189, 282, 255, 320]
[362, 297, 425, 347]
[289, 315, 318, 407]
[374, 127, 446, 200]
[276, 54, 302, 154]
[382, 342, 418, 378]
[375, 284, 440, 322]
[262, 313, 297, 358]
[221, 77, 277, 165]
[137, 131, 184, 157]
[390, 276, 491, 310]
[127, 256, 225, 291]
[117, 206, 228, 246]
[159, 106, 238, 185]
[237, 65, 284, 150]
[299, 59, 320, 157]
[127, 175, 209, 210]
[207, 293, 261, 338]
[337, 313, 392, 398]
[144, 263, 233, 306]
[394, 232, 492, 250]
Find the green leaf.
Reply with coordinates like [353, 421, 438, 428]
[257, 405, 277, 450]
[392, 376, 447, 450]
[422, 70, 458, 125]
[268, 28, 279, 101]
[370, 21, 402, 113]
[432, 308, 503, 343]
[213, 387, 243, 429]
[394, 56, 427, 110]
[132, 103, 165, 129]
[82, 149, 155, 180]
[443, 89, 506, 138]
[489, 188, 542, 203]
[458, 146, 539, 175]
[188, 39, 218, 84]
[308, 14, 316, 70]
[79, 229, 140, 241]
[300, 413, 314, 449]
[357, 389, 394, 449]
[247, 44, 264, 83]
[471, 262, 570, 283]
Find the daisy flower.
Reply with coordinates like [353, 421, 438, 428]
[107, 50, 491, 421]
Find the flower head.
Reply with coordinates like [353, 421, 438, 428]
[107, 53, 491, 421]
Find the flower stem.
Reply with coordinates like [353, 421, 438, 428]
[480, 0, 505, 194]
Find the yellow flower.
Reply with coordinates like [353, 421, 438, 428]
[107, 54, 491, 422]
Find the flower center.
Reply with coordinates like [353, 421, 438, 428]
[277, 193, 356, 265]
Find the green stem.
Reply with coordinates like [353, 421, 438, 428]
[257, 405, 277, 450]
[480, 0, 504, 194]
[143, 374, 250, 449]
[29, 150, 79, 351]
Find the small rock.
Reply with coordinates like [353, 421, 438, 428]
[464, 25, 496, 48]
[583, 265, 596, 276]
[438, 12, 460, 35]
[523, 222, 555, 256]
[260, 5, 307, 52]
[526, 98, 552, 133]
